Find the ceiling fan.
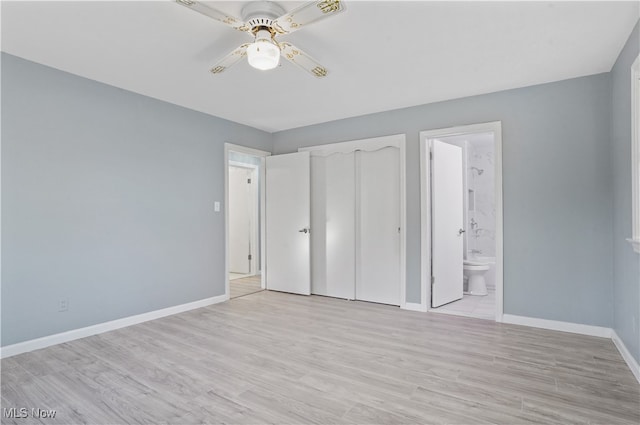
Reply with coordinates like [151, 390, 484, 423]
[176, 0, 346, 78]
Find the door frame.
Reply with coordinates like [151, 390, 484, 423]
[224, 143, 270, 300]
[419, 122, 504, 321]
[299, 134, 407, 309]
[228, 161, 259, 276]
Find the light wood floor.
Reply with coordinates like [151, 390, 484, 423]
[230, 275, 263, 299]
[2, 290, 639, 425]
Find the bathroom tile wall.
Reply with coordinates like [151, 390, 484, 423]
[468, 141, 496, 257]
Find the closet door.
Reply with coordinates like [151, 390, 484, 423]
[356, 147, 401, 305]
[310, 153, 356, 299]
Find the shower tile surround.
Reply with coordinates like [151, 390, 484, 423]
[467, 139, 496, 258]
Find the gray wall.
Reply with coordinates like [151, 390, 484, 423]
[1, 53, 272, 346]
[273, 73, 614, 327]
[611, 21, 640, 364]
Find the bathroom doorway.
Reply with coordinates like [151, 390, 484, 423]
[420, 122, 504, 321]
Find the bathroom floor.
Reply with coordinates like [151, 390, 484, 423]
[432, 287, 495, 320]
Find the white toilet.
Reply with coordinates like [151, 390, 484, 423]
[463, 260, 490, 296]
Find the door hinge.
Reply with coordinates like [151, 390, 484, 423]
[431, 276, 435, 286]
[247, 178, 252, 184]
[429, 152, 433, 160]
[248, 254, 252, 261]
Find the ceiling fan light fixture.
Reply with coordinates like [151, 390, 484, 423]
[246, 29, 280, 71]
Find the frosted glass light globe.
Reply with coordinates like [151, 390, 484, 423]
[247, 30, 280, 71]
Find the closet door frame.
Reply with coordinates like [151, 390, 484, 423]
[299, 134, 407, 309]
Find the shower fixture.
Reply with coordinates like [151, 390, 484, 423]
[471, 167, 484, 175]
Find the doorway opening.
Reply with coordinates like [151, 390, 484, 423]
[420, 122, 504, 321]
[224, 144, 270, 300]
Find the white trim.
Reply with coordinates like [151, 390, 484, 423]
[224, 143, 271, 296]
[631, 54, 640, 253]
[403, 302, 427, 312]
[259, 156, 266, 287]
[419, 136, 430, 310]
[299, 136, 402, 156]
[298, 134, 407, 308]
[612, 330, 640, 383]
[502, 314, 612, 338]
[0, 295, 227, 359]
[420, 122, 504, 320]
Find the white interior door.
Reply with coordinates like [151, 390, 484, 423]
[431, 140, 464, 307]
[356, 147, 401, 305]
[265, 151, 311, 295]
[310, 153, 356, 299]
[229, 166, 252, 274]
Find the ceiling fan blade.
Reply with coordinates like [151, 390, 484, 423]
[272, 0, 345, 35]
[280, 42, 328, 78]
[209, 43, 250, 75]
[176, 0, 248, 32]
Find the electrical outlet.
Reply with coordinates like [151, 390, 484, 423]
[58, 298, 69, 312]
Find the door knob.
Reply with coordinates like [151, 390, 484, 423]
[458, 229, 465, 235]
[299, 228, 310, 234]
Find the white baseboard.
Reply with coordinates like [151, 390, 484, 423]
[502, 314, 612, 338]
[612, 330, 640, 383]
[402, 302, 426, 312]
[0, 294, 228, 359]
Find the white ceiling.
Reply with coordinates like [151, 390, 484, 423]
[2, 1, 638, 132]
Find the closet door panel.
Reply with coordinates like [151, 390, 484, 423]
[310, 156, 328, 295]
[356, 147, 401, 305]
[311, 153, 355, 299]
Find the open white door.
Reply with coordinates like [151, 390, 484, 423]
[356, 147, 401, 305]
[229, 166, 252, 274]
[265, 151, 311, 295]
[431, 140, 464, 307]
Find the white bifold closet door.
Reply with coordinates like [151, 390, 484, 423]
[311, 153, 356, 299]
[310, 147, 400, 305]
[356, 147, 401, 305]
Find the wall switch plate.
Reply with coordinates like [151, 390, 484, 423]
[58, 298, 69, 312]
[214, 201, 221, 212]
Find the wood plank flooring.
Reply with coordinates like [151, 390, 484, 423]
[2, 290, 639, 424]
[230, 275, 263, 299]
